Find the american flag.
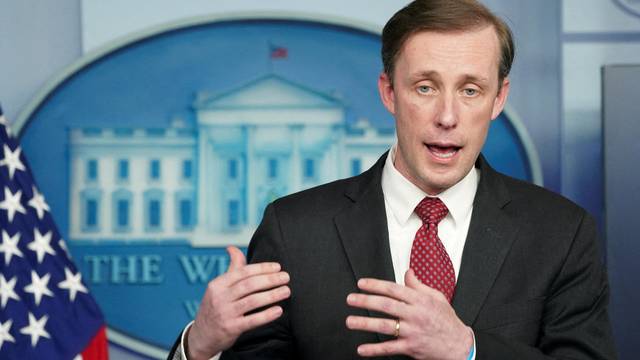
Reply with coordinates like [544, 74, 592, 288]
[0, 104, 108, 359]
[270, 44, 288, 59]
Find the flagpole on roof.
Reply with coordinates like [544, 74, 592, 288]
[268, 41, 274, 74]
[268, 42, 288, 76]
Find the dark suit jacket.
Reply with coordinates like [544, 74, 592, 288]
[172, 153, 616, 360]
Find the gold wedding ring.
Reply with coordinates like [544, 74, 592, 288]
[394, 319, 400, 338]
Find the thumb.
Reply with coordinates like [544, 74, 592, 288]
[227, 246, 246, 271]
[404, 268, 422, 290]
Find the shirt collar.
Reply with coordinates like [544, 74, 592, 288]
[381, 145, 479, 226]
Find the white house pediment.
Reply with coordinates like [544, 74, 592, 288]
[196, 75, 343, 110]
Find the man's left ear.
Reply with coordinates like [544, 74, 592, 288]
[491, 77, 510, 120]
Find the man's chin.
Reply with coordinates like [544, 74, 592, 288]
[416, 170, 465, 195]
[415, 178, 453, 195]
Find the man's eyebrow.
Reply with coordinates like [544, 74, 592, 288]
[409, 71, 441, 82]
[460, 74, 490, 85]
[408, 72, 490, 85]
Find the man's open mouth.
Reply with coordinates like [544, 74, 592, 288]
[426, 143, 461, 159]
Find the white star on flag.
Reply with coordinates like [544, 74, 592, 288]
[0, 230, 23, 265]
[27, 186, 49, 220]
[0, 145, 26, 179]
[0, 106, 109, 357]
[19, 313, 50, 347]
[58, 267, 88, 301]
[0, 319, 15, 351]
[23, 271, 54, 306]
[0, 187, 26, 222]
[0, 275, 20, 308]
[27, 228, 56, 264]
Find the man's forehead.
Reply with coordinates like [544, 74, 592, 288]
[401, 25, 500, 52]
[396, 27, 501, 78]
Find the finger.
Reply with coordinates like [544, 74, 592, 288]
[357, 278, 417, 304]
[234, 285, 291, 315]
[346, 293, 408, 318]
[357, 339, 408, 357]
[219, 262, 282, 287]
[345, 315, 399, 337]
[404, 269, 447, 300]
[229, 271, 290, 300]
[227, 246, 247, 271]
[236, 305, 284, 333]
[404, 268, 422, 290]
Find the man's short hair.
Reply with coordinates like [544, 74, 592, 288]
[381, 0, 515, 84]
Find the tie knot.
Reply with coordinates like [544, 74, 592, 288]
[415, 197, 448, 225]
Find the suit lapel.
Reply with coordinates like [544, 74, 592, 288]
[334, 153, 395, 285]
[333, 154, 400, 351]
[333, 153, 516, 359]
[452, 156, 520, 325]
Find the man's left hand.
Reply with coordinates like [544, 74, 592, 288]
[346, 269, 473, 360]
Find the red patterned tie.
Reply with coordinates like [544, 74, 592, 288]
[410, 197, 456, 302]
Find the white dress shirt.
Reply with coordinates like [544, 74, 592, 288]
[382, 145, 478, 360]
[381, 145, 479, 284]
[178, 146, 479, 360]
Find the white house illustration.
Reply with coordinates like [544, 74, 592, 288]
[68, 75, 395, 246]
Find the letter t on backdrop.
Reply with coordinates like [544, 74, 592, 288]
[0, 104, 108, 359]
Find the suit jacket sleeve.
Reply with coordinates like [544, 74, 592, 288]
[219, 203, 296, 360]
[166, 204, 294, 360]
[474, 213, 617, 359]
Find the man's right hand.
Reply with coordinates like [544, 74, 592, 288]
[186, 246, 291, 360]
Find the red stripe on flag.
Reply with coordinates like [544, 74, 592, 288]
[81, 326, 109, 360]
[270, 47, 288, 59]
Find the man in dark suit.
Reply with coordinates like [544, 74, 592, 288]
[171, 0, 617, 359]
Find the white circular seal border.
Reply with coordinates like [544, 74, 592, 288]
[13, 11, 544, 359]
[613, 0, 640, 18]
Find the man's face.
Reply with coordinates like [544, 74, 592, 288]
[378, 26, 510, 195]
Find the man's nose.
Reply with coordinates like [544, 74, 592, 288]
[435, 93, 458, 129]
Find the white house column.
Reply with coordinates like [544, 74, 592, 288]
[193, 125, 210, 245]
[289, 124, 303, 193]
[335, 125, 346, 179]
[246, 125, 257, 226]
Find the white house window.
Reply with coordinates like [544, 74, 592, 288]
[303, 158, 315, 180]
[175, 190, 195, 230]
[80, 189, 102, 232]
[117, 200, 129, 227]
[150, 201, 161, 226]
[150, 159, 161, 180]
[228, 159, 238, 179]
[182, 160, 192, 179]
[228, 199, 240, 227]
[179, 199, 191, 227]
[268, 158, 278, 179]
[112, 189, 133, 232]
[144, 189, 163, 232]
[351, 158, 362, 176]
[87, 200, 98, 227]
[86, 159, 98, 182]
[117, 159, 129, 181]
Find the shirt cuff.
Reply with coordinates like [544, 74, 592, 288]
[179, 321, 221, 360]
[468, 328, 476, 360]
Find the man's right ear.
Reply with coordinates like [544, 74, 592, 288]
[378, 72, 396, 115]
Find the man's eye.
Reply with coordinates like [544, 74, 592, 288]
[463, 88, 478, 96]
[417, 85, 432, 94]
